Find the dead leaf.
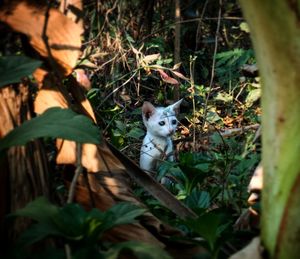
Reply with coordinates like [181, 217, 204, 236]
[0, 1, 83, 75]
[143, 54, 161, 64]
[170, 70, 189, 81]
[157, 69, 179, 85]
[74, 69, 91, 91]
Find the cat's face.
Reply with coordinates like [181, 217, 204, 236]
[142, 99, 182, 138]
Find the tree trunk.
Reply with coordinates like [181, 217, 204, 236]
[0, 85, 50, 252]
[239, 1, 300, 258]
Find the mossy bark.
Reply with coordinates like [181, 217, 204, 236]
[239, 1, 300, 258]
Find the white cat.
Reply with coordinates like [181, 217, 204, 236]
[140, 99, 182, 181]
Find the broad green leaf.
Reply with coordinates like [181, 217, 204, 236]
[184, 210, 232, 251]
[102, 202, 147, 231]
[0, 107, 101, 151]
[185, 190, 211, 210]
[11, 197, 59, 223]
[245, 88, 261, 107]
[0, 55, 42, 87]
[52, 203, 88, 238]
[206, 109, 222, 124]
[17, 223, 64, 247]
[127, 127, 145, 139]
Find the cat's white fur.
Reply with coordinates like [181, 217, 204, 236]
[140, 99, 182, 178]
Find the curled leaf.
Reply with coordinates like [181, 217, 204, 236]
[170, 70, 189, 81]
[143, 54, 161, 64]
[157, 69, 179, 85]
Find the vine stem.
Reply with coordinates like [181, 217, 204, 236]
[201, 0, 222, 130]
[67, 143, 83, 203]
[189, 56, 197, 152]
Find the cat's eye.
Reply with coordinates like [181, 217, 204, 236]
[159, 121, 165, 126]
[171, 119, 177, 125]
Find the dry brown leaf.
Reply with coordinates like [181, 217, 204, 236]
[74, 69, 91, 91]
[0, 1, 83, 75]
[170, 70, 189, 81]
[172, 62, 181, 70]
[143, 53, 161, 64]
[157, 69, 179, 85]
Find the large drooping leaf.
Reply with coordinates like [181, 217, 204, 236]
[0, 55, 42, 88]
[0, 107, 101, 151]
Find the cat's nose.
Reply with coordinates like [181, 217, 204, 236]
[168, 129, 174, 135]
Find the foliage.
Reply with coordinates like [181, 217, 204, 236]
[0, 55, 42, 88]
[8, 197, 170, 259]
[0, 0, 262, 258]
[0, 107, 101, 152]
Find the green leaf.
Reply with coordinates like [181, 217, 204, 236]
[185, 190, 211, 210]
[11, 197, 59, 223]
[18, 223, 64, 246]
[0, 107, 101, 151]
[101, 202, 147, 231]
[184, 210, 232, 251]
[239, 22, 250, 33]
[245, 88, 261, 107]
[127, 127, 145, 139]
[0, 55, 42, 87]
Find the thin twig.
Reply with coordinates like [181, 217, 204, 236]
[188, 56, 197, 152]
[201, 0, 222, 130]
[67, 143, 83, 203]
[195, 0, 209, 51]
[97, 69, 138, 109]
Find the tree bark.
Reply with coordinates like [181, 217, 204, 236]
[239, 1, 300, 258]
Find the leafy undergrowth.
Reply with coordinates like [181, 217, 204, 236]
[1, 0, 262, 258]
[81, 1, 262, 257]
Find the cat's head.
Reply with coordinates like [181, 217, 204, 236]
[142, 99, 183, 138]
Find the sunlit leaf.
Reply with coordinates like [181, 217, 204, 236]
[143, 54, 160, 64]
[245, 88, 261, 107]
[172, 62, 182, 70]
[240, 22, 250, 33]
[215, 92, 233, 103]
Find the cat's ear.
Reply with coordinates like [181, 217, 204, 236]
[142, 101, 156, 120]
[169, 99, 183, 114]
